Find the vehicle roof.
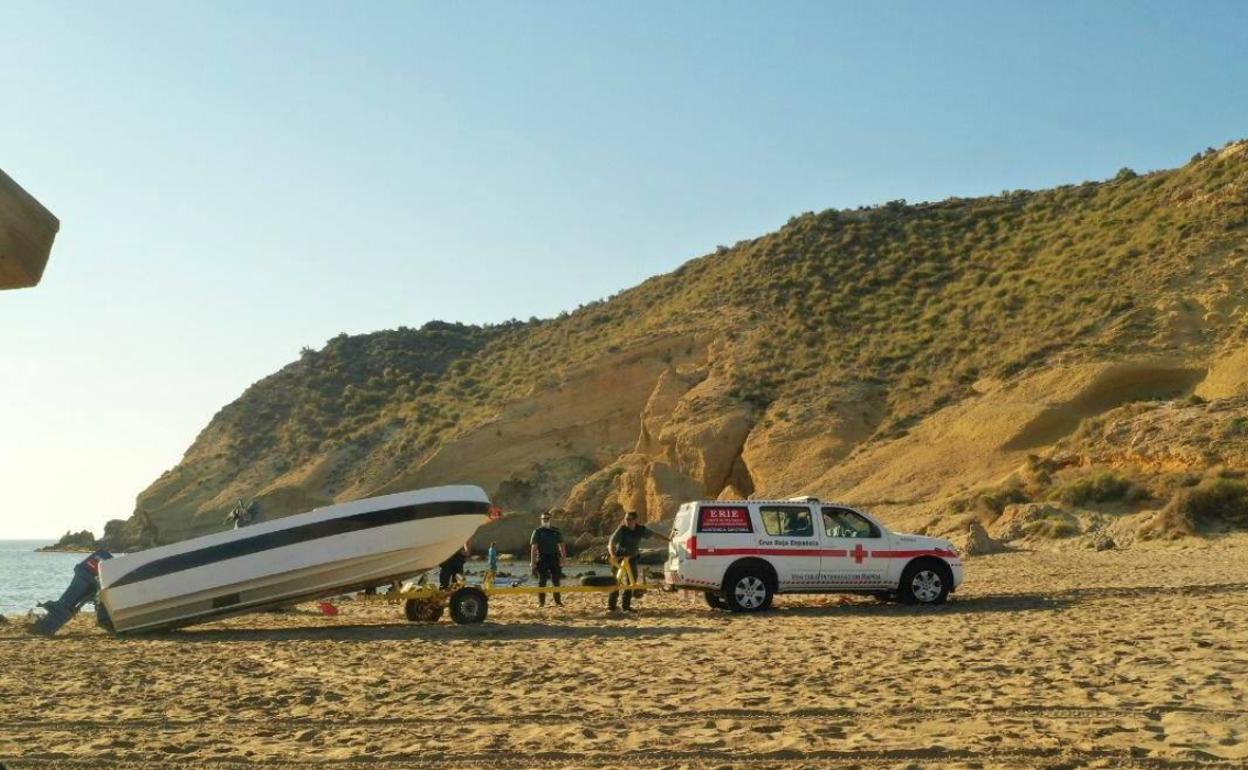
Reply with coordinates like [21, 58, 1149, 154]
[691, 499, 866, 508]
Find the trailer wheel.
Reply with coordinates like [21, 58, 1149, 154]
[449, 587, 489, 624]
[704, 591, 728, 611]
[404, 598, 445, 623]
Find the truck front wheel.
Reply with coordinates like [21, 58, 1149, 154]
[898, 560, 951, 605]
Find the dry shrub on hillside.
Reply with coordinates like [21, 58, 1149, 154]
[948, 481, 1030, 525]
[1222, 416, 1248, 439]
[1140, 476, 1248, 539]
[1025, 516, 1081, 540]
[1053, 471, 1146, 507]
[988, 502, 1081, 542]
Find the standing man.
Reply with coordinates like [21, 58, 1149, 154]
[529, 511, 567, 607]
[608, 510, 670, 612]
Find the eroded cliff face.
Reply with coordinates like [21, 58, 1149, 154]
[131, 338, 1248, 550]
[124, 142, 1248, 549]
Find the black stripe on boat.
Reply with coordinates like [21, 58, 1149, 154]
[109, 500, 489, 589]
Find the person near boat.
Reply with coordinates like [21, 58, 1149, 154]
[439, 541, 470, 589]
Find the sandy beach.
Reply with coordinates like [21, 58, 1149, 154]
[3, 541, 1248, 770]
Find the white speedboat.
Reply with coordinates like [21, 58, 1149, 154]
[93, 485, 493, 633]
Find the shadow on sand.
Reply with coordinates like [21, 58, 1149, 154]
[21, 582, 1246, 644]
[773, 592, 1073, 618]
[152, 620, 713, 643]
[773, 580, 1248, 618]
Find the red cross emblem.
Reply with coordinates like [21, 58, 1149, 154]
[850, 543, 868, 564]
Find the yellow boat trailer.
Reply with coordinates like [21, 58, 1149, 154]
[359, 558, 665, 624]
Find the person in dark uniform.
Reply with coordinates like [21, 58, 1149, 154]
[438, 541, 470, 589]
[529, 511, 567, 607]
[608, 510, 670, 612]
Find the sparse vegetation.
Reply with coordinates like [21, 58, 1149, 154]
[1223, 416, 1248, 439]
[133, 140, 1248, 541]
[205, 321, 510, 470]
[1142, 477, 1248, 538]
[1024, 517, 1080, 539]
[1053, 471, 1142, 507]
[952, 482, 1030, 522]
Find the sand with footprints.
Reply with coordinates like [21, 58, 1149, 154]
[3, 538, 1247, 769]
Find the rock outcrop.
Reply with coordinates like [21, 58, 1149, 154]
[953, 521, 1007, 556]
[38, 530, 98, 553]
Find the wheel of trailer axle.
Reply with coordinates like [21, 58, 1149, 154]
[449, 587, 488, 624]
[404, 598, 445, 623]
[704, 591, 728, 611]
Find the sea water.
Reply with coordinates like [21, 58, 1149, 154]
[0, 540, 84, 616]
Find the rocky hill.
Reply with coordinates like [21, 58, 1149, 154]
[98, 141, 1248, 553]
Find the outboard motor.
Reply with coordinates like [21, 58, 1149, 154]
[31, 550, 113, 636]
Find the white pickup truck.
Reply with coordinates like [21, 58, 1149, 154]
[664, 497, 963, 611]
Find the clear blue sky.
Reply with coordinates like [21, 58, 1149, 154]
[2, 1, 1245, 538]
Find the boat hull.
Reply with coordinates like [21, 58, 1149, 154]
[98, 486, 490, 633]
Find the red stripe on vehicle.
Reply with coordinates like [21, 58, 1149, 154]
[690, 546, 957, 559]
[870, 549, 958, 559]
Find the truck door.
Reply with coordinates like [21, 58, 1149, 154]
[819, 507, 888, 588]
[756, 504, 821, 589]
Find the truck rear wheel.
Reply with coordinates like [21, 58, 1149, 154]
[704, 591, 728, 610]
[723, 566, 774, 613]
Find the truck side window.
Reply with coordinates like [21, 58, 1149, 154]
[759, 506, 814, 537]
[821, 507, 881, 538]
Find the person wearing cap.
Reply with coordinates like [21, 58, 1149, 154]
[529, 512, 567, 607]
[607, 510, 670, 612]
